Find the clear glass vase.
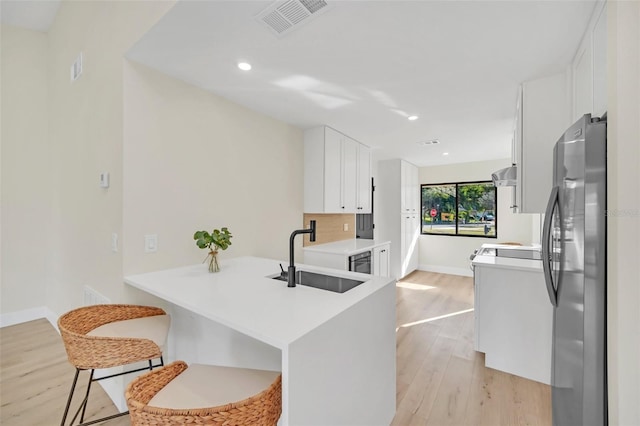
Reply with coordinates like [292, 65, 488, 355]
[207, 250, 220, 273]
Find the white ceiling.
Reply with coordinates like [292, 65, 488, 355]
[0, 0, 60, 33]
[127, 0, 597, 167]
[3, 0, 597, 167]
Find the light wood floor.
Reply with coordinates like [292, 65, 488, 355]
[0, 318, 129, 426]
[392, 271, 550, 426]
[0, 271, 550, 425]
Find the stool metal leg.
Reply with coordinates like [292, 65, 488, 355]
[60, 368, 81, 426]
[79, 369, 94, 423]
[61, 358, 165, 426]
[67, 369, 93, 426]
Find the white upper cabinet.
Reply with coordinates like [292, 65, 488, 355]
[340, 135, 358, 212]
[304, 126, 371, 214]
[513, 72, 570, 213]
[591, 6, 607, 118]
[357, 143, 372, 213]
[572, 2, 607, 121]
[511, 1, 606, 214]
[401, 161, 419, 213]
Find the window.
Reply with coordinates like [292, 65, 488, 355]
[421, 181, 497, 237]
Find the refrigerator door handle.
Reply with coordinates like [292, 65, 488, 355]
[542, 186, 559, 307]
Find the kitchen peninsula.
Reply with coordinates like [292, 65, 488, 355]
[124, 256, 396, 425]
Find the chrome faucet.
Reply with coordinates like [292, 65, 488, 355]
[287, 220, 316, 287]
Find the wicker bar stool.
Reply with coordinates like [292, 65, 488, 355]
[58, 304, 171, 426]
[125, 361, 282, 426]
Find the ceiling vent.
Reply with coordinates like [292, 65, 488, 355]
[256, 0, 331, 37]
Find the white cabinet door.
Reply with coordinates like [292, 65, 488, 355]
[341, 136, 358, 213]
[573, 43, 593, 121]
[473, 269, 482, 352]
[400, 161, 419, 213]
[400, 214, 419, 278]
[401, 162, 408, 213]
[473, 265, 552, 384]
[408, 214, 420, 272]
[515, 72, 569, 213]
[571, 2, 607, 121]
[591, 5, 607, 118]
[373, 244, 390, 277]
[304, 126, 371, 214]
[303, 251, 348, 271]
[356, 144, 371, 213]
[323, 127, 343, 213]
[512, 88, 523, 213]
[411, 165, 419, 213]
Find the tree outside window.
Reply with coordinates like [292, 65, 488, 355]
[421, 181, 497, 237]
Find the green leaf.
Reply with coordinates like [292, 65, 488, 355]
[194, 227, 232, 250]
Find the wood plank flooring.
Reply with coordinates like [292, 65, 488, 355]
[0, 271, 550, 425]
[392, 271, 551, 426]
[0, 318, 129, 426]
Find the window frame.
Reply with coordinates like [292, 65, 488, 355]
[420, 180, 498, 238]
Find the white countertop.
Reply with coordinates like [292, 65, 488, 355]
[124, 256, 394, 349]
[472, 243, 543, 272]
[302, 239, 390, 256]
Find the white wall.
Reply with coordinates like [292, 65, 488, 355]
[122, 61, 304, 275]
[418, 158, 537, 276]
[0, 0, 305, 321]
[607, 1, 640, 424]
[41, 1, 176, 318]
[0, 25, 50, 321]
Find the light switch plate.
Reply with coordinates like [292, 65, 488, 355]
[145, 234, 158, 253]
[343, 223, 349, 231]
[100, 172, 110, 188]
[111, 233, 118, 252]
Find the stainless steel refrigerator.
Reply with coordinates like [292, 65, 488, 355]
[542, 113, 607, 425]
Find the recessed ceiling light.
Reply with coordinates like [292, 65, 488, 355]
[238, 62, 252, 71]
[408, 115, 419, 121]
[443, 152, 449, 156]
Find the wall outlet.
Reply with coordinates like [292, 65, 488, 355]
[343, 223, 349, 231]
[145, 234, 158, 253]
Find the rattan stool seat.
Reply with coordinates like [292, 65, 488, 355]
[58, 304, 170, 426]
[126, 361, 282, 426]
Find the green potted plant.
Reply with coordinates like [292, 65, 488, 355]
[193, 227, 232, 272]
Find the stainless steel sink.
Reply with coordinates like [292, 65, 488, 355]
[271, 270, 365, 293]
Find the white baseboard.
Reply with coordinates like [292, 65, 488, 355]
[0, 306, 48, 328]
[45, 308, 60, 333]
[418, 264, 474, 277]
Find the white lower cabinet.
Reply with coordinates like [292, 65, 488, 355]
[303, 251, 347, 271]
[401, 214, 419, 275]
[473, 264, 552, 384]
[302, 240, 391, 278]
[372, 244, 390, 277]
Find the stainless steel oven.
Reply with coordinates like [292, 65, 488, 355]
[349, 250, 371, 274]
